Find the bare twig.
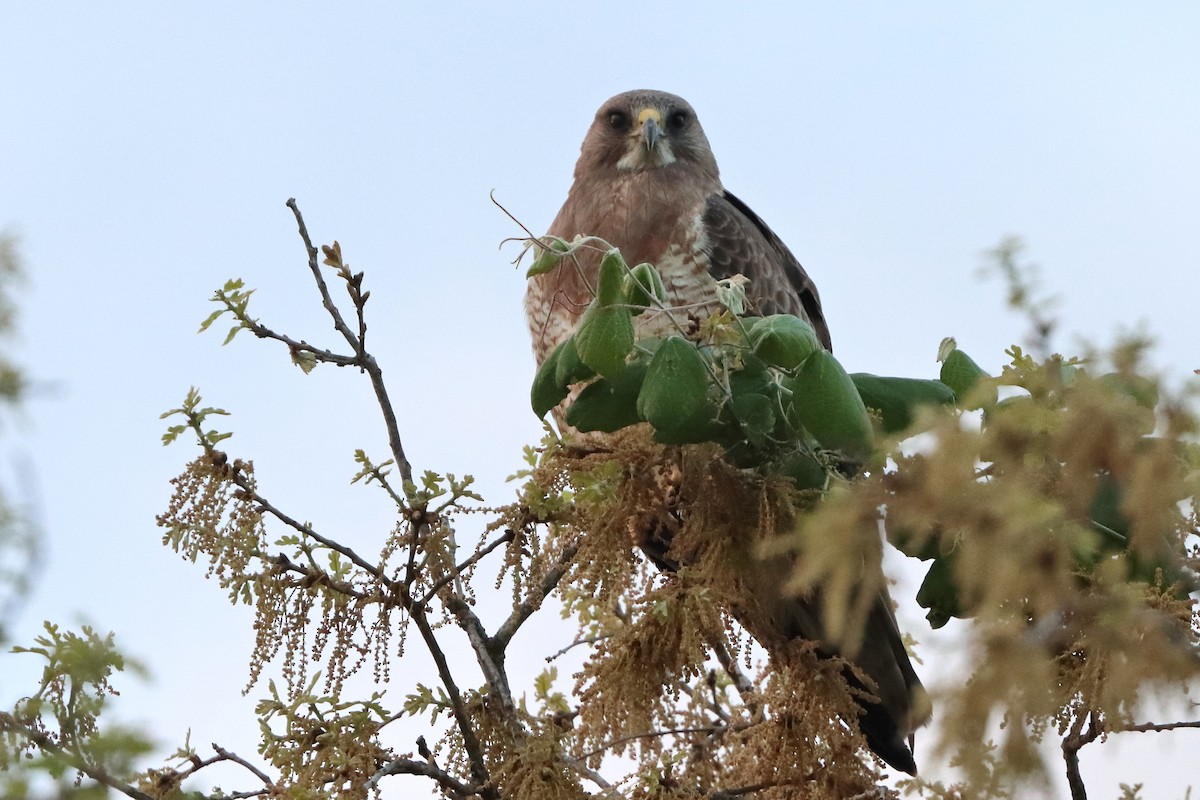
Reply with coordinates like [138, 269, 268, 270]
[546, 634, 609, 663]
[224, 465, 390, 586]
[209, 743, 273, 785]
[1118, 719, 1200, 734]
[286, 199, 414, 487]
[269, 552, 372, 600]
[286, 199, 359, 353]
[367, 755, 478, 796]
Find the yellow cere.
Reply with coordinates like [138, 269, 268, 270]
[636, 107, 663, 126]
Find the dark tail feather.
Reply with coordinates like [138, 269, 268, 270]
[855, 678, 918, 774]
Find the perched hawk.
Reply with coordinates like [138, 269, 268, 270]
[525, 89, 928, 775]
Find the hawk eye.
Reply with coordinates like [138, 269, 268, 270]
[606, 110, 630, 132]
[666, 110, 689, 132]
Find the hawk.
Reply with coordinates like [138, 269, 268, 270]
[525, 89, 929, 775]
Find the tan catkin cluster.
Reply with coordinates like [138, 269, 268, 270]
[527, 426, 888, 797]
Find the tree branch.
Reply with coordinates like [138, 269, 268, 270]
[209, 743, 274, 786]
[407, 603, 495, 796]
[1118, 719, 1200, 734]
[286, 198, 414, 487]
[1062, 710, 1100, 800]
[224, 465, 391, 586]
[420, 530, 516, 606]
[367, 755, 478, 796]
[0, 713, 155, 800]
[492, 537, 582, 650]
[442, 593, 516, 714]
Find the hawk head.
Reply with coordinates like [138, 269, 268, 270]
[577, 90, 720, 180]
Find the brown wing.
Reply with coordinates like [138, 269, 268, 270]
[702, 191, 832, 352]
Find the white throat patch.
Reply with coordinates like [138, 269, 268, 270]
[617, 139, 677, 170]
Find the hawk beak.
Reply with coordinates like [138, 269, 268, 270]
[637, 108, 664, 151]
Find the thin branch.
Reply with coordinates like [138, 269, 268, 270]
[492, 537, 582, 650]
[0, 713, 155, 800]
[235, 317, 360, 368]
[286, 198, 359, 353]
[227, 466, 389, 586]
[565, 759, 614, 791]
[1118, 719, 1200, 734]
[1062, 710, 1101, 800]
[210, 743, 273, 785]
[286, 198, 414, 487]
[420, 530, 516, 606]
[366, 756, 478, 796]
[546, 634, 609, 663]
[407, 603, 494, 796]
[270, 552, 373, 600]
[707, 632, 759, 717]
[577, 725, 727, 762]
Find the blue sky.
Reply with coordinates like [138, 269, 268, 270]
[2, 3, 1198, 796]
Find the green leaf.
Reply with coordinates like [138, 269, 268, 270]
[775, 449, 828, 491]
[532, 340, 570, 418]
[595, 248, 628, 306]
[747, 315, 822, 370]
[637, 336, 712, 432]
[198, 307, 226, 333]
[850, 374, 956, 433]
[786, 351, 875, 460]
[939, 348, 995, 407]
[622, 262, 667, 314]
[565, 363, 647, 432]
[729, 368, 777, 445]
[554, 337, 597, 387]
[891, 526, 942, 561]
[915, 555, 963, 628]
[526, 236, 571, 278]
[574, 305, 634, 377]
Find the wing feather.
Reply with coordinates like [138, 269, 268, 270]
[702, 191, 832, 352]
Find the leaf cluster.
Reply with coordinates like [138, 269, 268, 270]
[530, 250, 960, 489]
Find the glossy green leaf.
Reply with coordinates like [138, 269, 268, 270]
[850, 374, 956, 433]
[531, 340, 570, 418]
[595, 248, 627, 306]
[940, 348, 995, 407]
[748, 315, 822, 371]
[622, 263, 667, 314]
[729, 368, 777, 445]
[637, 336, 712, 432]
[565, 363, 647, 433]
[553, 337, 596, 388]
[574, 305, 634, 377]
[786, 351, 875, 460]
[916, 555, 963, 629]
[776, 449, 827, 491]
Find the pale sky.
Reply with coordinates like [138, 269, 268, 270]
[2, 3, 1199, 797]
